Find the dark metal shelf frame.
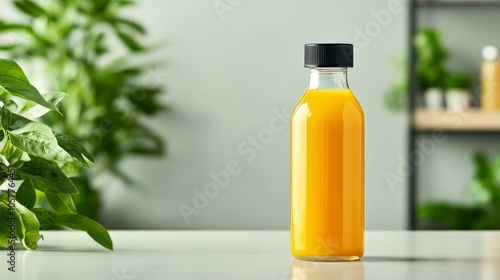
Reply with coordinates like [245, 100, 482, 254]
[407, 0, 500, 229]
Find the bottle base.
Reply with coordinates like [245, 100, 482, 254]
[293, 255, 361, 262]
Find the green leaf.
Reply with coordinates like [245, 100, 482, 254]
[466, 180, 492, 204]
[71, 178, 100, 219]
[0, 84, 9, 96]
[18, 157, 78, 194]
[0, 59, 59, 113]
[3, 140, 26, 164]
[475, 153, 493, 179]
[0, 223, 9, 247]
[9, 122, 73, 163]
[493, 156, 500, 185]
[21, 91, 67, 118]
[0, 60, 28, 81]
[127, 124, 165, 156]
[4, 99, 19, 113]
[15, 201, 41, 250]
[33, 208, 113, 250]
[17, 179, 36, 209]
[0, 197, 13, 248]
[13, 0, 48, 17]
[117, 0, 135, 7]
[93, 0, 111, 14]
[54, 132, 94, 167]
[417, 202, 487, 229]
[126, 134, 164, 155]
[115, 17, 146, 34]
[45, 193, 76, 213]
[127, 87, 164, 115]
[0, 191, 41, 250]
[117, 31, 144, 51]
[93, 33, 108, 56]
[1, 106, 12, 129]
[0, 44, 20, 51]
[40, 91, 67, 106]
[0, 20, 29, 32]
[10, 112, 33, 130]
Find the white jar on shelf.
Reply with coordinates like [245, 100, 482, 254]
[445, 89, 471, 111]
[423, 87, 444, 110]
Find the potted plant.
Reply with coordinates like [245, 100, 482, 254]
[417, 152, 500, 229]
[0, 0, 165, 220]
[444, 72, 472, 111]
[415, 28, 449, 110]
[0, 59, 112, 250]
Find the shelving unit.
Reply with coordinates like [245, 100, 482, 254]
[407, 0, 500, 229]
[417, 0, 500, 7]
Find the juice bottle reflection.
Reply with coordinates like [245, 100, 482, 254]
[290, 260, 364, 280]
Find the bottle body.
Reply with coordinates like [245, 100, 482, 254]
[290, 68, 364, 261]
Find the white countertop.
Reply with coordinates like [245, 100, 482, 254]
[1, 230, 500, 280]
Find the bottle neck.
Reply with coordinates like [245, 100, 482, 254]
[308, 68, 349, 90]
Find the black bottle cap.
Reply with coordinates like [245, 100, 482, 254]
[304, 43, 354, 68]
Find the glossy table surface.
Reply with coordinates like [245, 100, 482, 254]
[1, 230, 500, 280]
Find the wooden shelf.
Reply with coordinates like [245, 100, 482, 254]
[414, 108, 500, 132]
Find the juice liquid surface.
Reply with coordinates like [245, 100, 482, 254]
[290, 89, 364, 261]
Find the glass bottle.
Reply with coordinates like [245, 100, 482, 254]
[290, 43, 364, 261]
[481, 45, 500, 110]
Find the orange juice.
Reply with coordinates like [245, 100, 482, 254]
[291, 43, 364, 261]
[291, 88, 364, 260]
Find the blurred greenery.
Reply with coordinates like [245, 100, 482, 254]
[383, 58, 408, 111]
[444, 72, 472, 90]
[417, 152, 500, 229]
[384, 27, 449, 111]
[414, 27, 448, 91]
[0, 0, 165, 220]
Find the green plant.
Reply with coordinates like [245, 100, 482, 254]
[417, 152, 500, 229]
[444, 72, 472, 90]
[0, 59, 112, 250]
[0, 0, 165, 219]
[384, 27, 449, 111]
[383, 58, 408, 111]
[415, 27, 449, 91]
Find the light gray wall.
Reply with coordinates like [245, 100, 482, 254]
[99, 0, 409, 229]
[10, 0, 485, 230]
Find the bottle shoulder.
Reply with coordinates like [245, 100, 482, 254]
[292, 89, 364, 118]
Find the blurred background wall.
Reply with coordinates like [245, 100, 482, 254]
[2, 0, 499, 230]
[102, 0, 409, 229]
